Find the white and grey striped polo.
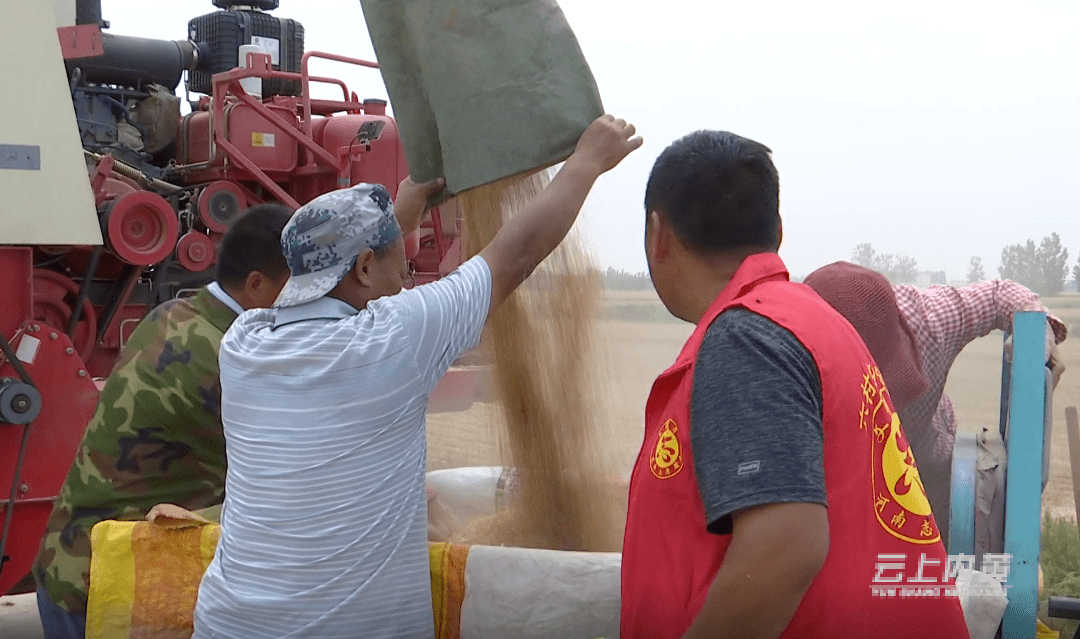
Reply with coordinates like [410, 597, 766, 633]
[193, 256, 491, 639]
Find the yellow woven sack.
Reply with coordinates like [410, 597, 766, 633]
[429, 541, 470, 639]
[87, 520, 470, 639]
[1037, 619, 1060, 639]
[87, 520, 219, 639]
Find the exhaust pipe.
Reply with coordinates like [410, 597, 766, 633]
[75, 0, 105, 28]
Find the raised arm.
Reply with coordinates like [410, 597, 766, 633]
[896, 280, 1067, 357]
[479, 114, 642, 315]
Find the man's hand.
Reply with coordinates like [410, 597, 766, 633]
[564, 114, 643, 178]
[1050, 342, 1066, 389]
[1004, 326, 1066, 389]
[145, 503, 211, 525]
[479, 114, 641, 315]
[394, 175, 445, 236]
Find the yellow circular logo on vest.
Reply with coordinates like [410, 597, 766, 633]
[651, 419, 684, 479]
[860, 364, 939, 544]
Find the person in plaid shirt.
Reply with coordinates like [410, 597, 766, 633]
[805, 262, 1067, 542]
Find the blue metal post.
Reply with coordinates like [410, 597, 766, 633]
[1001, 331, 1012, 440]
[1002, 312, 1047, 639]
[1043, 367, 1053, 492]
[949, 431, 978, 556]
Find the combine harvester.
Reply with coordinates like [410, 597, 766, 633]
[0, 0, 482, 601]
[0, 1, 1076, 638]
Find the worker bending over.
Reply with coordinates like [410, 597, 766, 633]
[33, 203, 293, 639]
[804, 260, 1066, 543]
[621, 130, 970, 638]
[191, 114, 641, 639]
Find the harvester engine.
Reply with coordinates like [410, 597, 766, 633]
[0, 0, 470, 597]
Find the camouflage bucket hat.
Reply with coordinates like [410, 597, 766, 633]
[273, 183, 401, 308]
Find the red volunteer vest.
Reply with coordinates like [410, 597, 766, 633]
[621, 254, 969, 639]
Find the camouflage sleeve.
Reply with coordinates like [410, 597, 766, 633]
[34, 294, 230, 615]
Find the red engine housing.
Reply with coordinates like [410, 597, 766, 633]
[0, 48, 485, 597]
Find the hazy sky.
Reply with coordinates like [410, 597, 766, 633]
[105, 0, 1080, 280]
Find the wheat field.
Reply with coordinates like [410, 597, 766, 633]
[426, 289, 1080, 529]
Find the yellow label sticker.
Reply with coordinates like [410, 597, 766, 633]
[251, 132, 276, 148]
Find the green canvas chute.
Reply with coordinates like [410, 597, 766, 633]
[359, 0, 604, 204]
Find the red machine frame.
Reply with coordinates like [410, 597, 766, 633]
[0, 39, 484, 597]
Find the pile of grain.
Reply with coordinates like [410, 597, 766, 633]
[455, 171, 625, 553]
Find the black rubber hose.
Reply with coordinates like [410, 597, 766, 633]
[98, 95, 150, 143]
[0, 332, 37, 583]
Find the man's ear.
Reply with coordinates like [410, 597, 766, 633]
[354, 248, 377, 288]
[776, 218, 784, 250]
[243, 270, 264, 294]
[646, 210, 671, 264]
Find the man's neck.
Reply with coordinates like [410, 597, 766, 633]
[679, 266, 734, 325]
[327, 282, 373, 312]
[216, 282, 250, 312]
[678, 250, 769, 324]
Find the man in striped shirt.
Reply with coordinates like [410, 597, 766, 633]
[191, 114, 642, 639]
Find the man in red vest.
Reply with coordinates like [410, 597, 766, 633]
[621, 130, 971, 639]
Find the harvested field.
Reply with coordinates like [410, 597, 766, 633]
[426, 289, 1080, 542]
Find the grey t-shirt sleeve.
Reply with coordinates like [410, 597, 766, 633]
[691, 308, 826, 535]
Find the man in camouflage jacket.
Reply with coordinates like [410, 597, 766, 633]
[32, 204, 293, 639]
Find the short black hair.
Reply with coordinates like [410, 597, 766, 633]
[215, 202, 293, 289]
[644, 130, 780, 254]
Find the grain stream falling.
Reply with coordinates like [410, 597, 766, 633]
[455, 171, 625, 552]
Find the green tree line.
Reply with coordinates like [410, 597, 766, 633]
[853, 232, 1075, 295]
[602, 267, 653, 291]
[603, 233, 1078, 295]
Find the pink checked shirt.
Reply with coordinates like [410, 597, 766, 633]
[893, 280, 1067, 465]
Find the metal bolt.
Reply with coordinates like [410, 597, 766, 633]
[50, 332, 58, 340]
[65, 347, 74, 355]
[31, 324, 40, 332]
[77, 370, 87, 377]
[12, 394, 30, 413]
[19, 483, 28, 494]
